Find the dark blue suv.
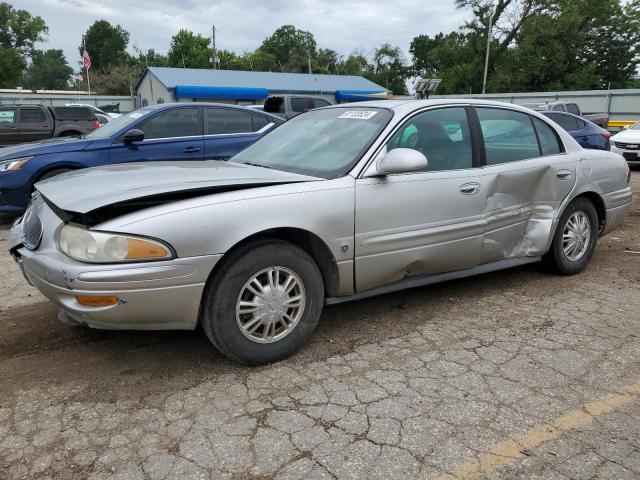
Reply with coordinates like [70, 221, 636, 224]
[0, 103, 283, 213]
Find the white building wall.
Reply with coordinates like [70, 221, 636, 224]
[136, 72, 172, 107]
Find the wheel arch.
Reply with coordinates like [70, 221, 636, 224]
[205, 227, 340, 299]
[572, 191, 606, 233]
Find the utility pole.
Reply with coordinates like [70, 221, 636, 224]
[211, 25, 216, 69]
[482, 7, 493, 95]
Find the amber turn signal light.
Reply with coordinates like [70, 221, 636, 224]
[75, 295, 119, 307]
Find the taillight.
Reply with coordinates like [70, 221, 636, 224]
[93, 119, 100, 129]
[602, 130, 611, 140]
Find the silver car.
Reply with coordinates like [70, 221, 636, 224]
[8, 100, 632, 364]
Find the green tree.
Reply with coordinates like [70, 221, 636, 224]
[80, 20, 129, 70]
[364, 44, 409, 94]
[167, 29, 211, 68]
[0, 2, 48, 87]
[131, 47, 168, 68]
[88, 64, 143, 95]
[23, 49, 72, 89]
[258, 25, 317, 72]
[0, 2, 47, 54]
[0, 47, 25, 87]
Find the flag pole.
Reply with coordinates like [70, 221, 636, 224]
[83, 36, 91, 95]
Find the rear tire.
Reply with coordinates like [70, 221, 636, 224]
[201, 240, 324, 364]
[544, 197, 598, 275]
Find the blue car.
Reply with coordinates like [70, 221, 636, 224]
[0, 103, 283, 213]
[542, 111, 611, 151]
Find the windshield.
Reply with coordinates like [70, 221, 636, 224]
[84, 108, 155, 140]
[232, 107, 392, 178]
[631, 122, 640, 130]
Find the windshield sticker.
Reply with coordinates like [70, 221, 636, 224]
[128, 112, 146, 119]
[338, 110, 378, 120]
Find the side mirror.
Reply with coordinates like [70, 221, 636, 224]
[623, 124, 631, 130]
[123, 129, 144, 143]
[373, 148, 428, 176]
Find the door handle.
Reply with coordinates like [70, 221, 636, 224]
[183, 147, 201, 154]
[459, 182, 480, 195]
[556, 170, 572, 179]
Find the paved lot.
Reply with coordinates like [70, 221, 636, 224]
[1, 174, 639, 479]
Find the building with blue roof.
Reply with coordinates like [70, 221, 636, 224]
[134, 67, 390, 107]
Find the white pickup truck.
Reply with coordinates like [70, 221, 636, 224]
[521, 101, 609, 129]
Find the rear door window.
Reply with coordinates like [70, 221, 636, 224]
[290, 97, 315, 114]
[20, 108, 47, 124]
[476, 107, 540, 164]
[532, 117, 563, 156]
[251, 114, 271, 132]
[206, 108, 253, 135]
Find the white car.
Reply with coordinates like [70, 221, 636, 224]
[64, 104, 121, 119]
[611, 122, 640, 167]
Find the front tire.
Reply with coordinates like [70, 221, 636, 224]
[545, 197, 599, 275]
[201, 240, 324, 364]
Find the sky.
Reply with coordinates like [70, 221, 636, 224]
[19, 0, 470, 71]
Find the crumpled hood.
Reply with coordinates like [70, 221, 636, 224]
[0, 137, 92, 159]
[36, 160, 321, 214]
[611, 130, 640, 144]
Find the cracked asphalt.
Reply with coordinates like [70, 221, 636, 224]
[1, 173, 639, 480]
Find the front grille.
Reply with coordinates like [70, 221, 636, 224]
[614, 141, 640, 149]
[22, 201, 43, 250]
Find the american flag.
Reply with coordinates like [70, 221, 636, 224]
[82, 49, 91, 70]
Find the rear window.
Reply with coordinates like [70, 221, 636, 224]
[291, 97, 316, 113]
[52, 106, 94, 120]
[566, 103, 580, 115]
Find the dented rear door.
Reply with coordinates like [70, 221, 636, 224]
[475, 107, 576, 263]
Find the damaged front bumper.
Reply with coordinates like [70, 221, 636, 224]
[9, 201, 221, 330]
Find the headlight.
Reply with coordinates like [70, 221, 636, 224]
[58, 224, 173, 263]
[0, 156, 33, 172]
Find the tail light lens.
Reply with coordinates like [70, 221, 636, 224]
[93, 119, 100, 129]
[602, 130, 611, 140]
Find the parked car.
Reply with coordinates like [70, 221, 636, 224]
[95, 113, 111, 126]
[0, 103, 283, 213]
[611, 121, 640, 168]
[263, 94, 334, 119]
[8, 100, 631, 364]
[65, 103, 121, 119]
[522, 101, 609, 129]
[0, 105, 99, 145]
[542, 111, 611, 150]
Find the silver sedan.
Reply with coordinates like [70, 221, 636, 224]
[8, 100, 632, 364]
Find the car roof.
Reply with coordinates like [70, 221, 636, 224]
[328, 98, 550, 116]
[140, 102, 283, 122]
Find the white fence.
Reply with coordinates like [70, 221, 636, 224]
[430, 88, 640, 123]
[0, 90, 134, 113]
